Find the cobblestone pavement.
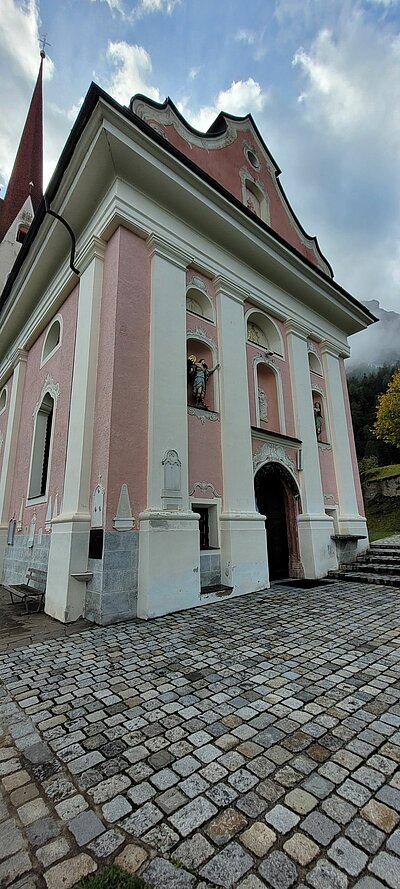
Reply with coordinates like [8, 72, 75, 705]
[0, 578, 400, 889]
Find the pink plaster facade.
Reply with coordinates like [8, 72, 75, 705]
[8, 286, 79, 533]
[90, 227, 151, 530]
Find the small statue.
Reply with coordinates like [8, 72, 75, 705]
[187, 355, 220, 410]
[258, 388, 268, 422]
[314, 401, 323, 438]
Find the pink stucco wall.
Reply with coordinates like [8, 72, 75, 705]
[91, 227, 151, 530]
[148, 118, 325, 272]
[9, 287, 79, 531]
[0, 372, 12, 481]
[340, 358, 365, 516]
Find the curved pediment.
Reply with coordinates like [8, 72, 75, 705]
[131, 94, 332, 276]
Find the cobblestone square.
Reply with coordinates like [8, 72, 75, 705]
[0, 574, 399, 887]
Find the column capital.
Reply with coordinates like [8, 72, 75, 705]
[213, 275, 249, 304]
[77, 236, 106, 274]
[284, 319, 309, 341]
[320, 340, 350, 359]
[147, 234, 192, 269]
[11, 348, 28, 369]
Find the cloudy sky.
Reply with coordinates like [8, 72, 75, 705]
[1, 0, 399, 326]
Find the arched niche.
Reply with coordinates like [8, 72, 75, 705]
[0, 386, 7, 415]
[246, 309, 284, 358]
[308, 350, 323, 375]
[186, 286, 214, 322]
[187, 337, 218, 412]
[312, 389, 330, 444]
[243, 178, 270, 225]
[256, 363, 281, 433]
[41, 315, 62, 366]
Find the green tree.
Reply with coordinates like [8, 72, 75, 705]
[374, 368, 400, 448]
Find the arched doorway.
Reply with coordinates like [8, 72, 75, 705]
[255, 462, 303, 581]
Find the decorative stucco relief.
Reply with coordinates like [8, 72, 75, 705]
[187, 327, 217, 350]
[32, 375, 59, 420]
[187, 407, 219, 425]
[253, 442, 296, 475]
[190, 481, 220, 497]
[187, 275, 209, 294]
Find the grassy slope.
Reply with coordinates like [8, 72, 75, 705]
[365, 497, 400, 541]
[367, 463, 400, 481]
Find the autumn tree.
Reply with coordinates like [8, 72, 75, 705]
[374, 368, 400, 449]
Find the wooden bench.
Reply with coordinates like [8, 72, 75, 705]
[4, 568, 47, 613]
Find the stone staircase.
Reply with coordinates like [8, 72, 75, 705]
[328, 540, 400, 587]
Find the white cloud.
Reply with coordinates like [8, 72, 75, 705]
[0, 0, 55, 188]
[186, 79, 269, 133]
[105, 41, 161, 105]
[189, 66, 201, 80]
[89, 0, 125, 12]
[88, 0, 181, 19]
[235, 29, 256, 45]
[292, 13, 400, 149]
[136, 0, 181, 13]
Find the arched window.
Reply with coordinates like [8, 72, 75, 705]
[41, 316, 62, 366]
[0, 387, 7, 415]
[28, 393, 54, 500]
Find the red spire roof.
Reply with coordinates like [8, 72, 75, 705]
[0, 55, 44, 242]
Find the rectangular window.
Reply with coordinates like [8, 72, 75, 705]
[28, 395, 54, 500]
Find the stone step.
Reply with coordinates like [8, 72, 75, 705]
[343, 562, 400, 576]
[369, 545, 400, 554]
[328, 570, 400, 587]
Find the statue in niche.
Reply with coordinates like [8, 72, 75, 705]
[258, 388, 268, 422]
[314, 401, 323, 439]
[187, 355, 220, 410]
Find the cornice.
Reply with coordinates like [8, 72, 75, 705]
[320, 340, 350, 359]
[11, 348, 28, 369]
[213, 275, 249, 304]
[284, 319, 309, 341]
[76, 236, 106, 273]
[147, 233, 192, 269]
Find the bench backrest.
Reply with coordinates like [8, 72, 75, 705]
[26, 568, 47, 590]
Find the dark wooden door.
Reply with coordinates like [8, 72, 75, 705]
[258, 475, 289, 580]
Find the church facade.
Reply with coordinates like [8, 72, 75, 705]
[0, 66, 375, 624]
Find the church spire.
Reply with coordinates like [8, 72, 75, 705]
[0, 53, 44, 243]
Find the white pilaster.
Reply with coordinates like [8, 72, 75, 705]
[0, 350, 28, 575]
[45, 237, 106, 622]
[215, 277, 268, 594]
[137, 236, 200, 618]
[285, 321, 335, 576]
[321, 342, 368, 544]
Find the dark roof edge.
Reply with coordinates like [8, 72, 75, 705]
[0, 84, 377, 326]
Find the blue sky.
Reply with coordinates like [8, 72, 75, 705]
[1, 0, 399, 354]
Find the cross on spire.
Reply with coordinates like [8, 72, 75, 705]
[39, 33, 51, 58]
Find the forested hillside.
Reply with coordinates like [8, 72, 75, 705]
[347, 364, 400, 463]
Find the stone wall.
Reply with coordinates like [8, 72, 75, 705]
[2, 532, 51, 584]
[364, 474, 400, 504]
[85, 530, 139, 625]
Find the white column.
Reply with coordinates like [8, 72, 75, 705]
[0, 350, 28, 575]
[285, 321, 335, 577]
[215, 276, 268, 594]
[45, 237, 105, 622]
[321, 341, 368, 545]
[137, 236, 200, 618]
